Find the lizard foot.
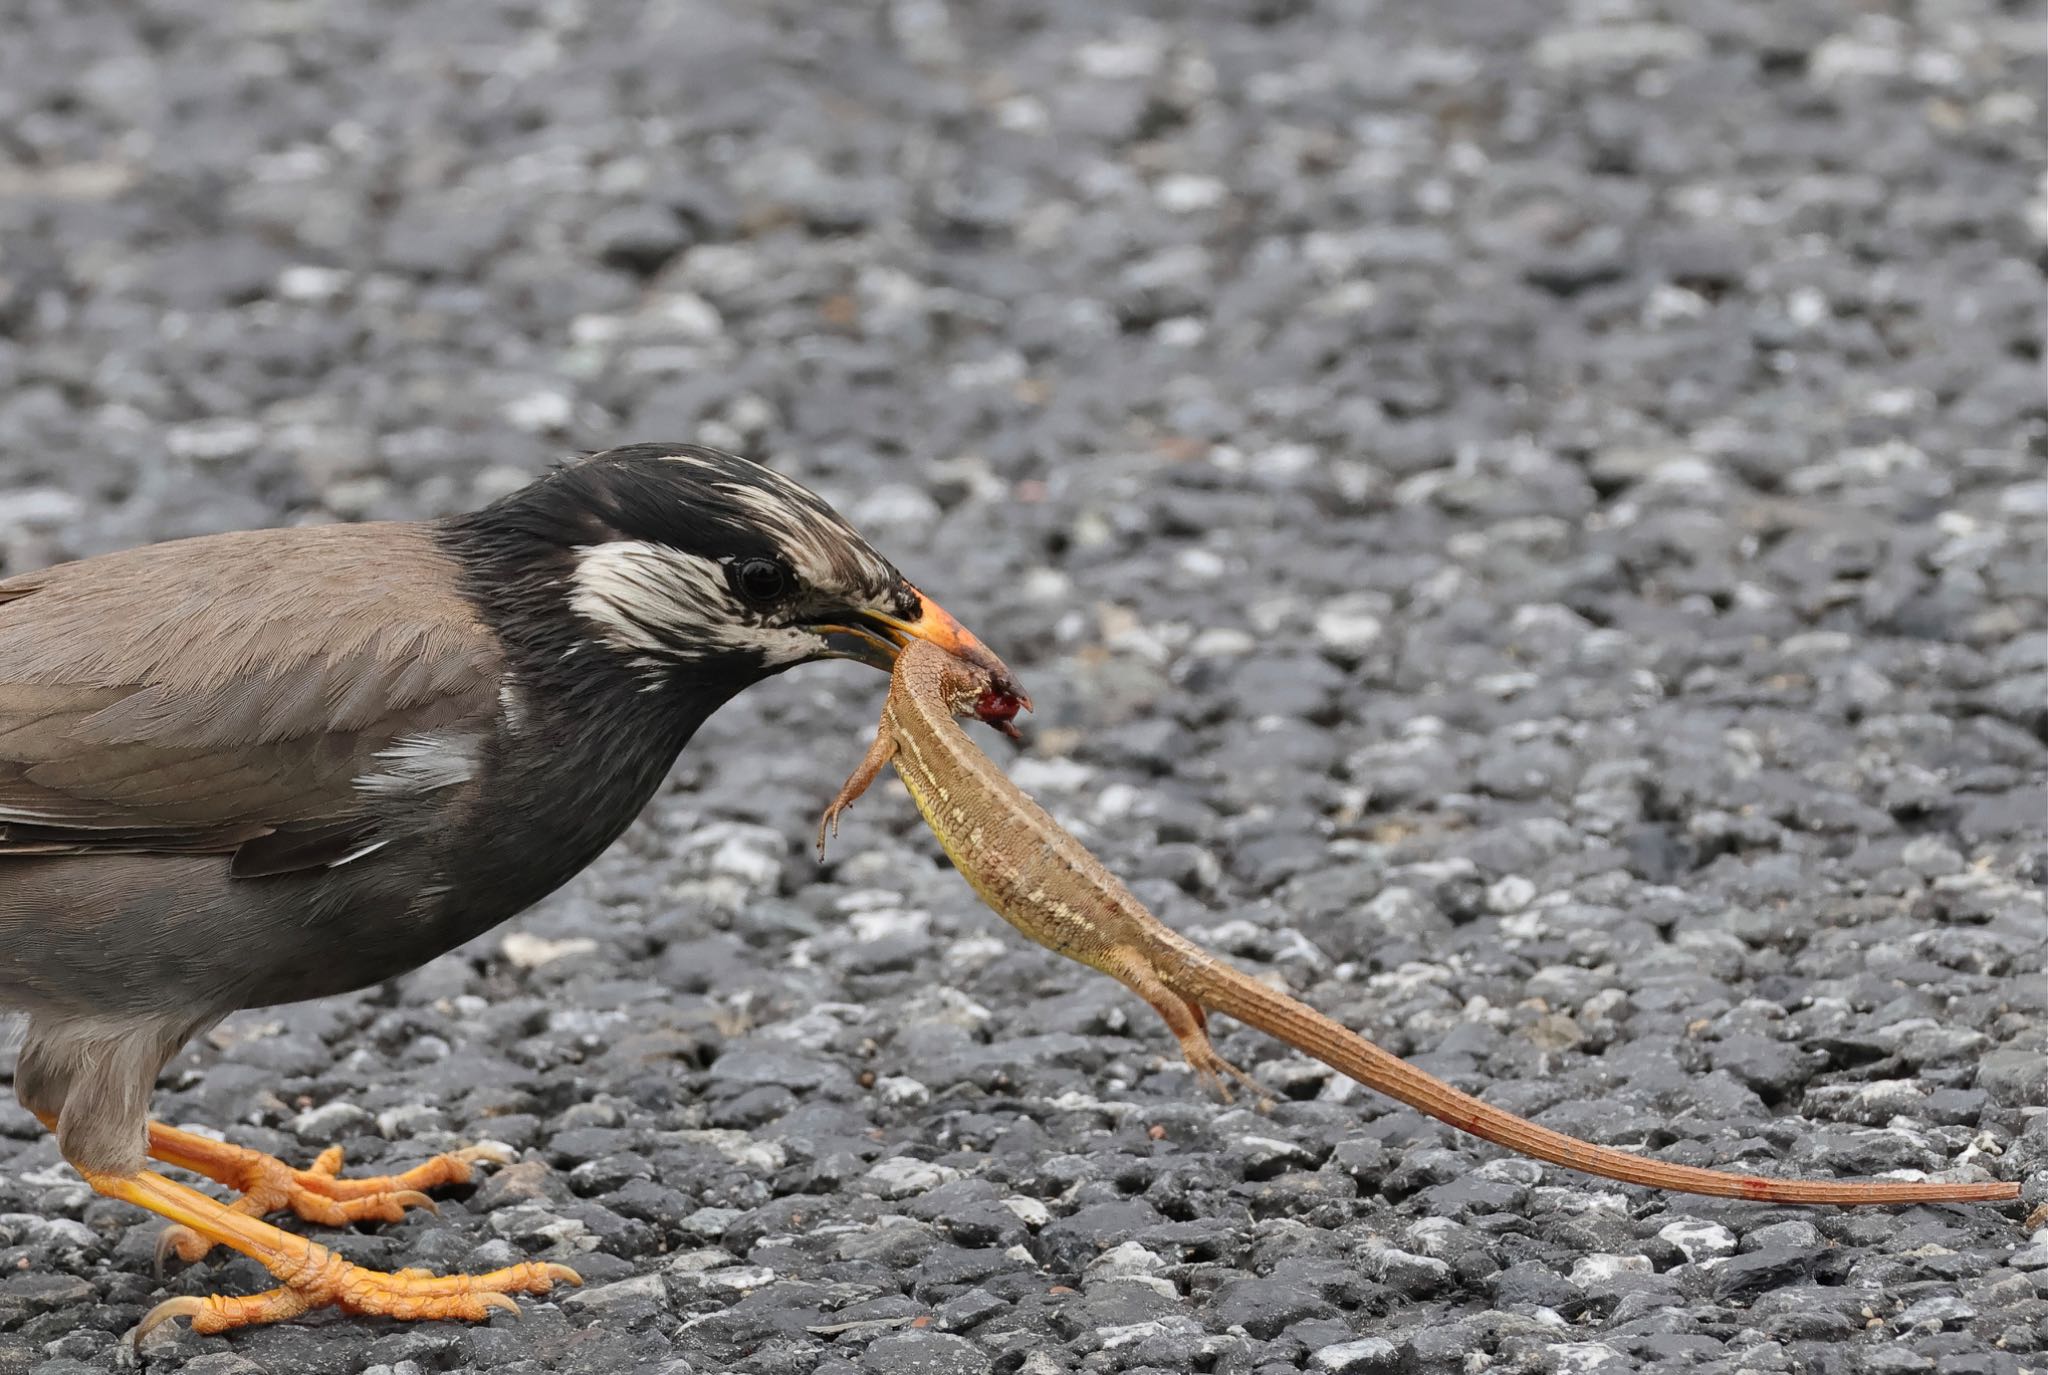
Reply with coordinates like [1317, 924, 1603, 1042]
[1182, 1041, 1276, 1110]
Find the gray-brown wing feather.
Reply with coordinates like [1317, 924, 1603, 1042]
[0, 522, 500, 873]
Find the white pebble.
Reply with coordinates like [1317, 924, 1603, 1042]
[1997, 480, 2048, 520]
[1077, 34, 1163, 80]
[1570, 1253, 1652, 1286]
[848, 906, 930, 943]
[852, 484, 942, 527]
[1544, 1341, 1629, 1373]
[1188, 626, 1255, 658]
[651, 291, 722, 340]
[1085, 1240, 1167, 1278]
[862, 1156, 961, 1199]
[693, 1265, 777, 1296]
[1314, 592, 1387, 656]
[167, 418, 263, 462]
[1255, 442, 1319, 479]
[1487, 876, 1537, 913]
[1312, 1339, 1401, 1373]
[501, 931, 599, 969]
[876, 1075, 930, 1106]
[1003, 1197, 1052, 1228]
[1156, 173, 1227, 213]
[1092, 782, 1146, 821]
[276, 265, 351, 302]
[0, 488, 85, 527]
[502, 390, 573, 433]
[1009, 756, 1095, 792]
[1658, 1219, 1738, 1262]
[290, 1100, 371, 1142]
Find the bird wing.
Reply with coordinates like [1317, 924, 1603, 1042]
[0, 522, 503, 876]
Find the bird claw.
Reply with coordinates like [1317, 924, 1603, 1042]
[128, 1295, 208, 1350]
[388, 1189, 438, 1216]
[155, 1224, 204, 1276]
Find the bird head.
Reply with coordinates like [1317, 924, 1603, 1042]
[476, 445, 1025, 709]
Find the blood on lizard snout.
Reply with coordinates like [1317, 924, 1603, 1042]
[975, 689, 1025, 741]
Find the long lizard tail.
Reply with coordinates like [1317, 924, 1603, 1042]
[1167, 940, 2019, 1206]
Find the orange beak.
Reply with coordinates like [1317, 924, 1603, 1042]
[815, 587, 1030, 712]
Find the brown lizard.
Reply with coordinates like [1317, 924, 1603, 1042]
[818, 640, 2021, 1207]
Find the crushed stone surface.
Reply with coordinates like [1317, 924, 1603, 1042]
[0, 1, 2042, 1372]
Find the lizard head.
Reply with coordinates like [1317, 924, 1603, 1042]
[912, 638, 1031, 741]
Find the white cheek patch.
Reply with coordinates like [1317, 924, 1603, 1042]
[355, 732, 482, 796]
[570, 540, 732, 654]
[568, 540, 814, 668]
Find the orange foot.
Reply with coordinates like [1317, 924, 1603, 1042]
[137, 1253, 577, 1339]
[80, 1169, 579, 1341]
[145, 1121, 512, 1267]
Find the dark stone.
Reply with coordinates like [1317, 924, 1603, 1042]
[858, 1331, 990, 1374]
[1210, 1277, 1340, 1340]
[1713, 1249, 1824, 1299]
[586, 204, 692, 276]
[1489, 1261, 1584, 1314]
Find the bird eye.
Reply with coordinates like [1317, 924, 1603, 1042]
[731, 556, 790, 605]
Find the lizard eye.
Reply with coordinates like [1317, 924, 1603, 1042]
[730, 556, 790, 605]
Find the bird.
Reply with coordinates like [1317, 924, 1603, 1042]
[0, 442, 1023, 1340]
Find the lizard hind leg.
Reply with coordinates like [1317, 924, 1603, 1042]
[1110, 957, 1275, 1109]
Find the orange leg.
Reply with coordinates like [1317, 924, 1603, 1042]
[145, 1121, 511, 1266]
[80, 1168, 578, 1342]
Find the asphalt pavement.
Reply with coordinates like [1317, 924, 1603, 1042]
[0, 1, 2042, 1372]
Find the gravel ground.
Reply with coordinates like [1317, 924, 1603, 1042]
[1, 1, 2045, 1372]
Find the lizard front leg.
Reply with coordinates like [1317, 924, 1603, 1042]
[817, 724, 898, 858]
